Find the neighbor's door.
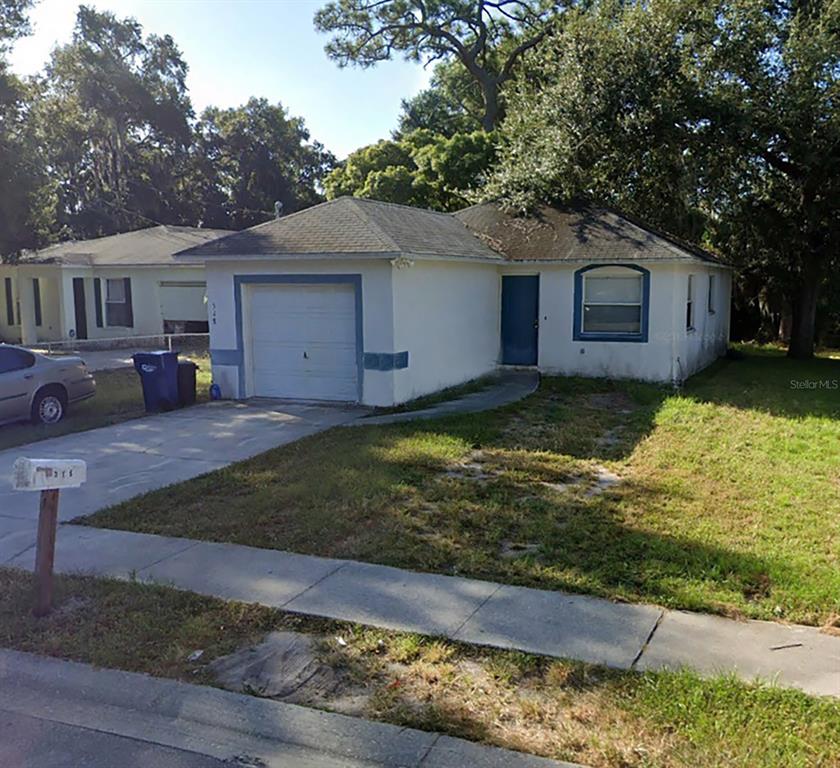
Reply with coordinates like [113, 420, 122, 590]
[501, 275, 539, 365]
[72, 278, 88, 340]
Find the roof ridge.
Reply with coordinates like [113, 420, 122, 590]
[348, 195, 457, 220]
[343, 197, 401, 252]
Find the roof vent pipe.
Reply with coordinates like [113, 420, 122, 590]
[274, 201, 283, 219]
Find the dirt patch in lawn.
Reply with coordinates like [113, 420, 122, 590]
[2, 568, 838, 768]
[79, 349, 840, 626]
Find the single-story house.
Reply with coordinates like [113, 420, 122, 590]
[0, 225, 231, 345]
[178, 197, 731, 407]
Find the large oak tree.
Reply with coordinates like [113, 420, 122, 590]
[490, 0, 840, 358]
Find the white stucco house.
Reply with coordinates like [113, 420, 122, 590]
[0, 225, 230, 346]
[178, 197, 731, 407]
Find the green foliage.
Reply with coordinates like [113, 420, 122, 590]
[315, 0, 567, 130]
[0, 5, 334, 250]
[30, 5, 198, 237]
[195, 98, 336, 229]
[396, 60, 483, 137]
[0, 0, 32, 50]
[0, 0, 43, 256]
[325, 129, 497, 210]
[491, 0, 840, 357]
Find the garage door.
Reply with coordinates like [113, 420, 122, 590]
[247, 283, 358, 401]
[159, 281, 207, 322]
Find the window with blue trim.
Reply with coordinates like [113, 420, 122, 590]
[574, 265, 650, 342]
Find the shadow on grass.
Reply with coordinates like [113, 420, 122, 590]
[684, 347, 840, 420]
[78, 346, 832, 621]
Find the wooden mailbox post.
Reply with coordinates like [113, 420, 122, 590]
[12, 458, 87, 617]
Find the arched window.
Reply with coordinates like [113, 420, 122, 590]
[573, 264, 650, 342]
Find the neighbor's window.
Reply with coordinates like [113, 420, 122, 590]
[686, 274, 695, 330]
[708, 274, 716, 314]
[106, 277, 133, 327]
[581, 268, 644, 334]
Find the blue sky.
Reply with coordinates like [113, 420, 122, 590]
[9, 0, 431, 158]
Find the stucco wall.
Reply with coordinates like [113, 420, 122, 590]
[502, 261, 730, 383]
[205, 255, 732, 407]
[0, 264, 65, 343]
[205, 258, 396, 406]
[0, 264, 207, 343]
[391, 259, 500, 403]
[671, 263, 732, 381]
[79, 266, 207, 341]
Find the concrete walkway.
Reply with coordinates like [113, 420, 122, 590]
[0, 400, 363, 530]
[360, 369, 539, 425]
[0, 649, 578, 768]
[2, 524, 837, 698]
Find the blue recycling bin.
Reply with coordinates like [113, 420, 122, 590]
[133, 351, 180, 412]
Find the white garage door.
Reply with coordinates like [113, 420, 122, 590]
[159, 281, 207, 322]
[247, 283, 358, 401]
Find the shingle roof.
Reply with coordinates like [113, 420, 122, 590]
[176, 197, 503, 261]
[19, 226, 232, 267]
[454, 202, 725, 265]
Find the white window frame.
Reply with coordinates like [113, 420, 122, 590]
[105, 278, 130, 327]
[708, 273, 716, 314]
[581, 270, 644, 336]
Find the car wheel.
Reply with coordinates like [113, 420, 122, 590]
[32, 389, 67, 425]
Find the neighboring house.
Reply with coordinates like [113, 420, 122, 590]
[178, 197, 731, 407]
[0, 226, 231, 346]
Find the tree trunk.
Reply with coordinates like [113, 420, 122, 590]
[778, 303, 793, 343]
[480, 79, 500, 132]
[787, 256, 821, 359]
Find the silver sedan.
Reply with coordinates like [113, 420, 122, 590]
[0, 345, 96, 426]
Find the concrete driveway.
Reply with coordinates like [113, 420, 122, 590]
[0, 401, 364, 536]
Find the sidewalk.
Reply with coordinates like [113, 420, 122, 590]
[2, 524, 838, 697]
[0, 648, 578, 768]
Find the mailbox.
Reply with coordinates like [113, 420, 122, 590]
[13, 458, 87, 492]
[11, 457, 87, 617]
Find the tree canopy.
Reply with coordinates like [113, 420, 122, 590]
[0, 5, 334, 252]
[325, 128, 496, 210]
[0, 0, 40, 255]
[490, 0, 840, 357]
[315, 0, 571, 130]
[195, 98, 336, 229]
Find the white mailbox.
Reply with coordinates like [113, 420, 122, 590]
[12, 458, 87, 492]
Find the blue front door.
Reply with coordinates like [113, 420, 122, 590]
[501, 275, 539, 365]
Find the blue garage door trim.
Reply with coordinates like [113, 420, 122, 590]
[232, 274, 364, 402]
[573, 264, 650, 343]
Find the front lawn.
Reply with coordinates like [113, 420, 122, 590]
[0, 354, 211, 451]
[81, 346, 840, 625]
[2, 568, 837, 768]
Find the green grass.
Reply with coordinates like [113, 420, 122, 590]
[0, 354, 212, 451]
[81, 346, 840, 625]
[2, 568, 837, 768]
